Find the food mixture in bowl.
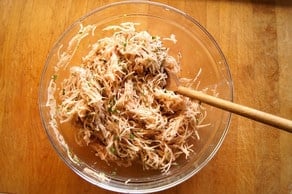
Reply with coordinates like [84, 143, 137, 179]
[47, 22, 209, 173]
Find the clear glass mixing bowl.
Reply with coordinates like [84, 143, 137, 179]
[39, 1, 233, 193]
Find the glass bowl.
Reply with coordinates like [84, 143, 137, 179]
[39, 1, 233, 193]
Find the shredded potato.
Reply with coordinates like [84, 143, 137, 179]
[48, 22, 207, 173]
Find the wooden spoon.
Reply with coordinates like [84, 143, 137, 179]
[166, 71, 292, 133]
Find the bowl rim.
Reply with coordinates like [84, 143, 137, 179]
[39, 0, 233, 193]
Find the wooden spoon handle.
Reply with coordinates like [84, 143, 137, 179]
[177, 86, 292, 133]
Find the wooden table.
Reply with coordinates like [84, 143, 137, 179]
[1, 0, 291, 193]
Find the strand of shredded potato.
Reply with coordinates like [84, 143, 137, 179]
[51, 22, 207, 173]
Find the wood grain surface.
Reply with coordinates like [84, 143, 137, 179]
[0, 0, 291, 193]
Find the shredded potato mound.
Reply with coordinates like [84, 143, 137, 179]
[53, 23, 207, 173]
